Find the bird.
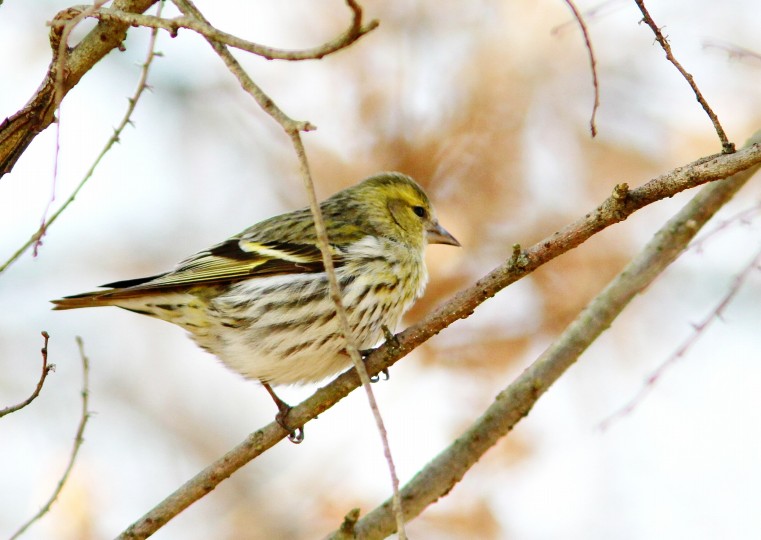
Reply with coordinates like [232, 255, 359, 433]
[52, 172, 459, 442]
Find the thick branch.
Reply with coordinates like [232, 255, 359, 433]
[0, 0, 157, 177]
[337, 134, 761, 539]
[118, 141, 761, 539]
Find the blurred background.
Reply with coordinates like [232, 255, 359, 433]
[2, 1, 761, 538]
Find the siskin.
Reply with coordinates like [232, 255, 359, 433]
[53, 172, 459, 441]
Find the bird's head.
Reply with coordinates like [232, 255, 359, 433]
[347, 172, 460, 251]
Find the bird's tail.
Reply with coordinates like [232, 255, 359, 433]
[51, 290, 125, 310]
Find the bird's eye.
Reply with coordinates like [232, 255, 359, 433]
[412, 206, 426, 218]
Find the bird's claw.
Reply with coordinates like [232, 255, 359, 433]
[275, 406, 304, 444]
[369, 368, 390, 383]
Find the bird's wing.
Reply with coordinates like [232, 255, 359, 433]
[103, 239, 342, 290]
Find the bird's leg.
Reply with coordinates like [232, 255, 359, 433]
[381, 324, 400, 351]
[361, 325, 399, 382]
[261, 381, 304, 444]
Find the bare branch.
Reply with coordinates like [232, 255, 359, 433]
[689, 200, 761, 253]
[1, 2, 164, 275]
[560, 0, 600, 137]
[166, 0, 404, 535]
[703, 40, 761, 65]
[634, 0, 735, 153]
[171, 0, 311, 133]
[0, 0, 157, 178]
[600, 244, 761, 430]
[0, 332, 54, 418]
[287, 130, 407, 539]
[84, 1, 379, 61]
[117, 138, 761, 540]
[330, 133, 761, 540]
[9, 337, 91, 540]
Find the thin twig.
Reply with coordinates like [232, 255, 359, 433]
[81, 3, 379, 61]
[9, 336, 91, 540]
[634, 0, 734, 153]
[599, 245, 761, 430]
[0, 3, 164, 275]
[703, 40, 761, 65]
[168, 0, 404, 535]
[561, 0, 600, 137]
[287, 131, 407, 540]
[171, 0, 310, 133]
[0, 332, 54, 418]
[34, 2, 110, 255]
[689, 200, 761, 253]
[117, 137, 761, 540]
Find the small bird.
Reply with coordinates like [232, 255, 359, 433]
[53, 172, 459, 441]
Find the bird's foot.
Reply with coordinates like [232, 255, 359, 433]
[262, 381, 304, 444]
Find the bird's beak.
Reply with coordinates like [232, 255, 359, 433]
[426, 221, 461, 247]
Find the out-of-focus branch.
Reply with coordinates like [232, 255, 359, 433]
[118, 139, 761, 540]
[328, 133, 761, 540]
[634, 0, 734, 153]
[600, 243, 761, 430]
[0, 0, 157, 177]
[0, 332, 53, 418]
[9, 337, 91, 540]
[87, 1, 379, 61]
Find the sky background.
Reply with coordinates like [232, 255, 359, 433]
[2, 1, 761, 539]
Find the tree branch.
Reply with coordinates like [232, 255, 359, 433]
[171, 0, 311, 133]
[117, 139, 761, 540]
[287, 129, 407, 538]
[0, 3, 164, 275]
[0, 0, 157, 177]
[328, 132, 761, 540]
[9, 336, 91, 540]
[634, 0, 734, 153]
[561, 0, 599, 137]
[0, 332, 53, 418]
[86, 1, 379, 61]
[600, 242, 761, 429]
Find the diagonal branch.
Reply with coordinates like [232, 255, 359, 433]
[0, 0, 158, 178]
[171, 0, 310, 132]
[165, 0, 403, 535]
[328, 132, 761, 540]
[117, 138, 761, 540]
[634, 0, 734, 153]
[1, 3, 164, 275]
[600, 242, 761, 430]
